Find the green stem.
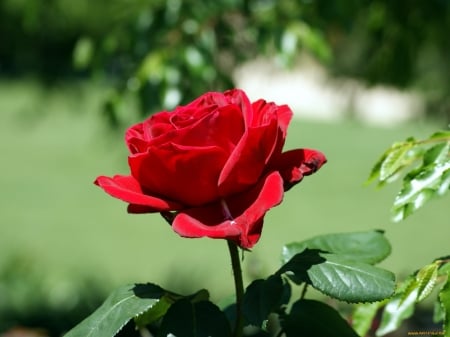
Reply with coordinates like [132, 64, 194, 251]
[414, 135, 450, 145]
[227, 240, 244, 337]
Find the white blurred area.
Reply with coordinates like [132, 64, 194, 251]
[234, 56, 424, 127]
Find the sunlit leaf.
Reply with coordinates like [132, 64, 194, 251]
[305, 254, 395, 303]
[376, 289, 417, 336]
[437, 169, 450, 196]
[415, 262, 440, 302]
[423, 142, 450, 166]
[64, 283, 167, 337]
[367, 130, 450, 221]
[429, 130, 450, 140]
[398, 276, 418, 306]
[367, 141, 425, 186]
[392, 160, 450, 221]
[279, 250, 395, 303]
[379, 142, 414, 181]
[438, 260, 450, 277]
[282, 230, 391, 265]
[366, 149, 389, 185]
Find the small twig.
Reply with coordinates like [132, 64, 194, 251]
[300, 283, 308, 300]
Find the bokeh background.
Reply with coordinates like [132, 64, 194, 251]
[0, 1, 449, 335]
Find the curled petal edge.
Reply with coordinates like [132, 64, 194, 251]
[171, 171, 284, 249]
[275, 148, 327, 191]
[94, 175, 183, 212]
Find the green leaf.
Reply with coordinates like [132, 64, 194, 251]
[352, 302, 383, 336]
[392, 160, 450, 221]
[429, 130, 450, 140]
[64, 283, 167, 337]
[376, 289, 417, 336]
[134, 288, 208, 327]
[242, 275, 289, 327]
[434, 298, 445, 324]
[438, 260, 450, 277]
[282, 230, 391, 265]
[415, 262, 440, 302]
[366, 142, 422, 185]
[366, 149, 389, 185]
[367, 131, 450, 221]
[279, 250, 395, 303]
[423, 142, 450, 166]
[281, 299, 359, 337]
[437, 168, 450, 196]
[134, 296, 172, 328]
[379, 142, 414, 181]
[398, 276, 418, 305]
[439, 278, 450, 336]
[304, 254, 395, 303]
[276, 249, 326, 284]
[158, 299, 231, 337]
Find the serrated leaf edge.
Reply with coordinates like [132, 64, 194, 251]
[306, 255, 396, 304]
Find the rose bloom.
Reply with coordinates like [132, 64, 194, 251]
[95, 89, 326, 248]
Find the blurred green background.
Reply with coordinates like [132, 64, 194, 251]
[0, 0, 449, 335]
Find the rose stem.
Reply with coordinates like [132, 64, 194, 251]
[227, 240, 244, 337]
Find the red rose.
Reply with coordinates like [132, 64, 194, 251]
[95, 89, 326, 248]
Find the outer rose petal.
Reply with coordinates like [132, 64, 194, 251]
[172, 171, 284, 249]
[94, 175, 183, 211]
[274, 149, 327, 190]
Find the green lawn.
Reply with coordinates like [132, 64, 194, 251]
[0, 80, 447, 300]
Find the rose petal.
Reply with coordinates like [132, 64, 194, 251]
[129, 144, 228, 206]
[172, 171, 284, 248]
[172, 105, 244, 152]
[218, 117, 279, 196]
[94, 175, 182, 211]
[251, 100, 293, 137]
[224, 89, 254, 127]
[273, 149, 327, 190]
[127, 99, 245, 156]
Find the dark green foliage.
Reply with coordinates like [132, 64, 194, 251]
[158, 299, 231, 337]
[281, 300, 359, 337]
[64, 231, 396, 337]
[0, 257, 107, 336]
[3, 1, 449, 120]
[242, 275, 289, 327]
